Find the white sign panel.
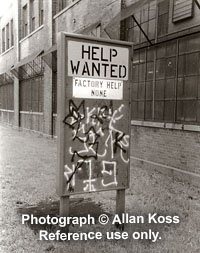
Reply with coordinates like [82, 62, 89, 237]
[73, 77, 123, 100]
[68, 41, 129, 80]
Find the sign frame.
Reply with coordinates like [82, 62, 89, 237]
[57, 32, 133, 218]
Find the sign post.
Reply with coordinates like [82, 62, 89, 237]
[57, 32, 132, 221]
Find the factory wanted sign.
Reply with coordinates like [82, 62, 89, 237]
[67, 41, 129, 100]
[57, 33, 132, 196]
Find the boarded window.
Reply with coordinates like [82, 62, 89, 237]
[173, 0, 194, 23]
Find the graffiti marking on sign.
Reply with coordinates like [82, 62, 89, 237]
[63, 100, 130, 192]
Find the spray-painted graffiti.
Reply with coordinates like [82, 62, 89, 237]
[63, 99, 130, 193]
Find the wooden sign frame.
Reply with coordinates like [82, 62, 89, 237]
[57, 32, 133, 218]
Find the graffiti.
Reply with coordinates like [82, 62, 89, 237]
[63, 100, 130, 193]
[101, 161, 117, 187]
[63, 100, 85, 129]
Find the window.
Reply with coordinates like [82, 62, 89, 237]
[173, 0, 194, 23]
[20, 77, 44, 113]
[130, 33, 200, 124]
[124, 1, 157, 45]
[11, 19, 14, 46]
[2, 28, 5, 53]
[39, 0, 44, 26]
[30, 0, 35, 32]
[157, 0, 169, 37]
[52, 72, 57, 114]
[57, 0, 66, 12]
[0, 83, 14, 110]
[19, 56, 44, 112]
[31, 17, 35, 32]
[6, 23, 10, 50]
[56, 0, 75, 13]
[1, 19, 14, 53]
[22, 4, 28, 38]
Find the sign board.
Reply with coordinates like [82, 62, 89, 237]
[57, 33, 132, 196]
[73, 77, 123, 100]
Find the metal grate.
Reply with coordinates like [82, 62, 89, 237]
[11, 55, 44, 81]
[0, 72, 14, 85]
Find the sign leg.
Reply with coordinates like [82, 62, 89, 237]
[60, 196, 70, 232]
[116, 189, 125, 230]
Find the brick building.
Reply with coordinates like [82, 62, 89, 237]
[0, 0, 200, 185]
[0, 0, 120, 135]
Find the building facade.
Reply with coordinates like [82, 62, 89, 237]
[120, 0, 200, 185]
[0, 0, 120, 136]
[0, 0, 200, 184]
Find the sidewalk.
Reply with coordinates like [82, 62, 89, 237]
[0, 125, 200, 252]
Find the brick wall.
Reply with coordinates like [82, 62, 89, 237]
[131, 125, 200, 184]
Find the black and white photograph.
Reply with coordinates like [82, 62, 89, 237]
[0, 0, 200, 252]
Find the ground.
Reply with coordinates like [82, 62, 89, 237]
[0, 125, 200, 253]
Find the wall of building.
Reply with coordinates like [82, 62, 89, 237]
[168, 0, 200, 34]
[122, 0, 200, 185]
[0, 3, 16, 125]
[123, 0, 200, 46]
[54, 0, 121, 40]
[16, 0, 54, 135]
[131, 125, 200, 185]
[0, 3, 16, 71]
